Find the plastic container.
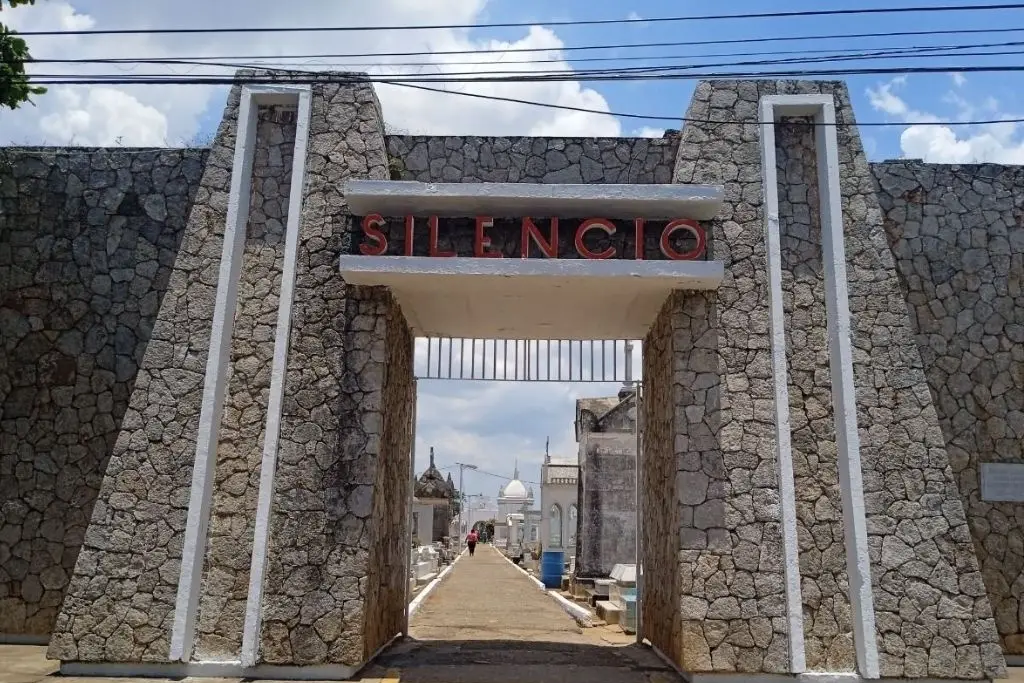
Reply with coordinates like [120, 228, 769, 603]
[540, 550, 565, 589]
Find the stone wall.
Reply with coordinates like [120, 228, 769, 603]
[668, 79, 1005, 678]
[640, 296, 682, 665]
[363, 292, 414, 659]
[257, 77, 392, 668]
[776, 120, 854, 671]
[0, 147, 205, 640]
[45, 93, 240, 661]
[873, 161, 1024, 657]
[671, 81, 792, 675]
[385, 135, 678, 184]
[575, 432, 636, 579]
[193, 105, 296, 661]
[817, 90, 1006, 679]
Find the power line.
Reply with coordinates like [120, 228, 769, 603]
[15, 70, 1024, 128]
[24, 61, 1024, 87]
[20, 39, 1024, 73]
[16, 3, 1024, 37]
[436, 462, 541, 486]
[23, 43, 1024, 81]
[18, 25, 1024, 62]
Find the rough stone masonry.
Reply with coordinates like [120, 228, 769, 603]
[0, 72, 1021, 681]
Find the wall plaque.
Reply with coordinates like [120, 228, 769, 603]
[980, 463, 1024, 502]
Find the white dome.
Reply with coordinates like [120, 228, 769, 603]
[501, 479, 529, 500]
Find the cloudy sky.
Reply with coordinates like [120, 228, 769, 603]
[4, 0, 1024, 496]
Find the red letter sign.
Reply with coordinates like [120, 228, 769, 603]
[574, 218, 617, 259]
[359, 214, 387, 255]
[404, 215, 415, 256]
[521, 217, 558, 258]
[428, 216, 456, 257]
[634, 218, 644, 260]
[659, 219, 706, 260]
[474, 216, 502, 257]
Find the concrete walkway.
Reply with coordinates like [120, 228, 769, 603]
[358, 544, 682, 682]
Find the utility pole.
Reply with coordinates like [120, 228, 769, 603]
[624, 340, 634, 388]
[454, 462, 477, 539]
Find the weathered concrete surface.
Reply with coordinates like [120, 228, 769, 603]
[576, 433, 637, 579]
[361, 544, 684, 683]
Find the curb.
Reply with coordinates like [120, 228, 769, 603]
[497, 550, 594, 627]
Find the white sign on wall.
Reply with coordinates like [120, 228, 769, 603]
[980, 463, 1024, 503]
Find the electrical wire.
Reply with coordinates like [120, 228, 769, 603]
[13, 69, 1024, 128]
[17, 25, 1024, 66]
[23, 61, 1024, 86]
[16, 3, 1024, 37]
[22, 43, 1024, 81]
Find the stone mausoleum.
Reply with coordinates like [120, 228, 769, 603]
[1, 71, 1022, 681]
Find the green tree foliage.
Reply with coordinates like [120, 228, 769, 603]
[1, 0, 46, 110]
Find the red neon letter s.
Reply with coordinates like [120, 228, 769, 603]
[359, 214, 388, 255]
[660, 219, 706, 260]
[474, 216, 502, 258]
[521, 217, 558, 258]
[574, 218, 617, 259]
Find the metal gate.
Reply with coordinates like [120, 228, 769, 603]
[416, 337, 640, 383]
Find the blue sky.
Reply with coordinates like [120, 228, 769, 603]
[175, 0, 1024, 162]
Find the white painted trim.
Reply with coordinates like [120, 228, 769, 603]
[60, 660, 357, 681]
[757, 95, 806, 676]
[497, 550, 593, 626]
[240, 84, 313, 668]
[407, 548, 464, 619]
[342, 179, 725, 220]
[815, 98, 879, 681]
[0, 633, 50, 645]
[760, 93, 880, 679]
[403, 378, 420, 635]
[169, 86, 259, 663]
[635, 381, 645, 645]
[339, 254, 725, 287]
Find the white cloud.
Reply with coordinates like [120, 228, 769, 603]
[39, 87, 168, 146]
[632, 126, 665, 138]
[1, 0, 621, 144]
[627, 11, 643, 21]
[867, 77, 1024, 163]
[951, 72, 967, 88]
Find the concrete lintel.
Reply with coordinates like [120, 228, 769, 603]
[338, 255, 724, 339]
[342, 180, 725, 220]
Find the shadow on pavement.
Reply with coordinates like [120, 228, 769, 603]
[354, 637, 682, 683]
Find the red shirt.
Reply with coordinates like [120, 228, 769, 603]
[467, 532, 478, 543]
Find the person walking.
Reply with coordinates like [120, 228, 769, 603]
[466, 529, 478, 556]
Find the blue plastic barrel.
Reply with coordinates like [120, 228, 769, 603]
[540, 550, 565, 589]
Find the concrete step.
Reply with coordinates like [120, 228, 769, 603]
[415, 572, 438, 586]
[596, 600, 622, 625]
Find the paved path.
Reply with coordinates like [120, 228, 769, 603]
[358, 544, 682, 683]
